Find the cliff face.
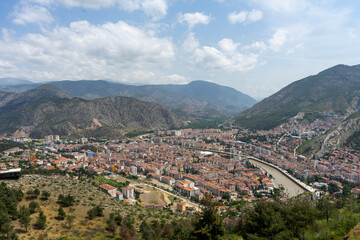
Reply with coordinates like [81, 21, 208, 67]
[298, 115, 360, 158]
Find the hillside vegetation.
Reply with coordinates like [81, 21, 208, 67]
[234, 64, 360, 130]
[1, 174, 360, 240]
[0, 85, 183, 138]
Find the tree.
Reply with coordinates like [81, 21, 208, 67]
[192, 193, 225, 240]
[0, 209, 14, 239]
[56, 206, 66, 220]
[328, 183, 340, 194]
[19, 206, 31, 232]
[107, 213, 117, 238]
[114, 212, 122, 226]
[87, 205, 103, 220]
[58, 194, 75, 207]
[35, 211, 47, 230]
[316, 197, 335, 223]
[29, 201, 39, 214]
[241, 200, 287, 240]
[41, 191, 51, 200]
[66, 215, 75, 229]
[140, 220, 153, 240]
[222, 193, 230, 201]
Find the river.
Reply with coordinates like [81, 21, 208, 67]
[248, 159, 305, 198]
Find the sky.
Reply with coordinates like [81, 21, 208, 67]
[1, 0, 360, 98]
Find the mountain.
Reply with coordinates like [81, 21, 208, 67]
[48, 80, 256, 119]
[0, 79, 256, 119]
[0, 85, 183, 138]
[233, 64, 360, 130]
[0, 78, 33, 86]
[297, 113, 360, 158]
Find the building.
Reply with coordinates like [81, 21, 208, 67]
[44, 135, 53, 142]
[122, 186, 134, 199]
[161, 176, 175, 185]
[177, 202, 186, 212]
[0, 168, 21, 180]
[116, 191, 124, 200]
[130, 166, 137, 175]
[99, 184, 117, 197]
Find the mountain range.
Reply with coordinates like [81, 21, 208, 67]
[0, 79, 257, 120]
[233, 64, 360, 130]
[0, 85, 183, 138]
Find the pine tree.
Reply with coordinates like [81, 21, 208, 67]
[19, 206, 31, 232]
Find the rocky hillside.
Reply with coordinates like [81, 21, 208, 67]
[0, 85, 183, 138]
[0, 80, 256, 119]
[297, 113, 360, 158]
[233, 64, 360, 130]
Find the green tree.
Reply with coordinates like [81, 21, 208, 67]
[35, 211, 47, 230]
[29, 201, 39, 214]
[0, 210, 14, 239]
[241, 200, 287, 239]
[66, 215, 75, 229]
[316, 197, 335, 223]
[328, 183, 340, 194]
[41, 191, 51, 200]
[19, 206, 31, 232]
[140, 220, 153, 240]
[56, 206, 66, 220]
[58, 194, 75, 207]
[107, 213, 117, 238]
[87, 205, 103, 220]
[192, 193, 225, 240]
[114, 212, 122, 226]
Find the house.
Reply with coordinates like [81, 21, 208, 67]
[177, 202, 186, 212]
[116, 191, 123, 200]
[99, 184, 117, 197]
[122, 186, 134, 199]
[161, 176, 175, 185]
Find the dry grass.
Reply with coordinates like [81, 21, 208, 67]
[2, 174, 188, 240]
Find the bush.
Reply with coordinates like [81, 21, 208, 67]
[87, 205, 103, 220]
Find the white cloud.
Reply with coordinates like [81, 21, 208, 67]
[182, 32, 199, 52]
[249, 0, 308, 14]
[0, 20, 174, 82]
[242, 41, 267, 52]
[37, 0, 168, 19]
[165, 74, 188, 84]
[117, 0, 167, 20]
[228, 9, 263, 24]
[177, 12, 211, 29]
[218, 38, 239, 55]
[58, 0, 116, 9]
[141, 0, 167, 20]
[186, 35, 260, 72]
[269, 29, 287, 52]
[12, 3, 54, 25]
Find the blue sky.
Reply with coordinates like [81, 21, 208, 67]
[1, 0, 360, 98]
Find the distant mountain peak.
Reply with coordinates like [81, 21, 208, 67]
[0, 78, 33, 86]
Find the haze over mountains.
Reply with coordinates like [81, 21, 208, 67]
[0, 79, 257, 120]
[234, 64, 360, 130]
